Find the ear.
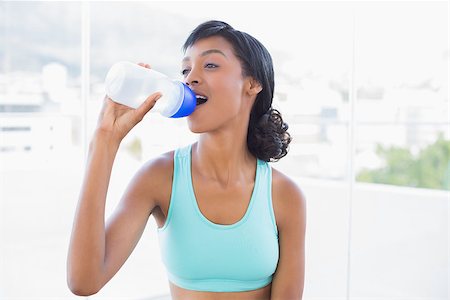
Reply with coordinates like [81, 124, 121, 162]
[246, 77, 263, 96]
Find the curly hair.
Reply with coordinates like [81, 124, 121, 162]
[183, 20, 291, 162]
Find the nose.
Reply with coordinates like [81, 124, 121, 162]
[184, 68, 200, 87]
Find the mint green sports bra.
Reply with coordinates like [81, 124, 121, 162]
[157, 144, 279, 292]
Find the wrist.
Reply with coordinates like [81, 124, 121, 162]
[91, 129, 121, 151]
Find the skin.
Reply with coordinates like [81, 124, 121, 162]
[66, 36, 306, 299]
[182, 36, 261, 197]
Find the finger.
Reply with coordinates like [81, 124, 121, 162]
[101, 95, 113, 111]
[137, 62, 151, 69]
[104, 95, 114, 103]
[134, 92, 162, 120]
[97, 95, 111, 123]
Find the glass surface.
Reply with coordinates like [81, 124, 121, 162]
[1, 1, 448, 299]
[354, 2, 448, 124]
[350, 2, 449, 299]
[353, 2, 449, 191]
[0, 1, 83, 299]
[355, 124, 449, 190]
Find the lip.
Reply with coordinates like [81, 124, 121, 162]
[192, 89, 208, 106]
[192, 89, 208, 98]
[194, 101, 207, 110]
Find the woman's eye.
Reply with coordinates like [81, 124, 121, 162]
[181, 64, 217, 76]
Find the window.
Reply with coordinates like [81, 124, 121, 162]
[1, 2, 448, 299]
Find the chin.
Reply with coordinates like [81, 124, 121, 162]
[187, 117, 207, 134]
[188, 126, 205, 134]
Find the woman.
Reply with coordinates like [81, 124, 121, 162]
[67, 20, 306, 300]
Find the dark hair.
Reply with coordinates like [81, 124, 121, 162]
[183, 20, 291, 162]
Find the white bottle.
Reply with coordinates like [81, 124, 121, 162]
[104, 61, 196, 118]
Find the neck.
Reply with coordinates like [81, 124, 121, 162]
[192, 130, 256, 186]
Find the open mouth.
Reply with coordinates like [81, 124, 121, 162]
[196, 94, 208, 106]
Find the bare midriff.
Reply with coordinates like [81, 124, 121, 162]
[168, 281, 272, 300]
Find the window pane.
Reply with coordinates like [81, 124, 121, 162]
[0, 1, 82, 158]
[354, 1, 449, 191]
[350, 3, 449, 299]
[355, 124, 449, 190]
[355, 2, 448, 123]
[89, 2, 198, 163]
[350, 184, 448, 297]
[0, 2, 82, 298]
[262, 2, 354, 181]
[275, 120, 350, 180]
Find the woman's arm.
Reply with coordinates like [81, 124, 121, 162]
[67, 131, 171, 296]
[66, 67, 161, 295]
[270, 169, 307, 300]
[66, 129, 120, 295]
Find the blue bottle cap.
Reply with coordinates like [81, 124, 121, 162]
[170, 83, 196, 118]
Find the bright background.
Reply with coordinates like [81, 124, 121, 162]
[0, 1, 448, 299]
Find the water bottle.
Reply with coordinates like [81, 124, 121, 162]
[104, 61, 196, 118]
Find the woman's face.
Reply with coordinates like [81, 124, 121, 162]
[182, 36, 254, 134]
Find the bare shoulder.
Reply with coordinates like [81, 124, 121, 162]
[269, 166, 307, 298]
[140, 150, 174, 178]
[271, 166, 307, 230]
[131, 149, 174, 212]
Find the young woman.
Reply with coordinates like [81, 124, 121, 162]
[67, 20, 306, 300]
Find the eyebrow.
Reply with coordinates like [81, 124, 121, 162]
[182, 49, 227, 62]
